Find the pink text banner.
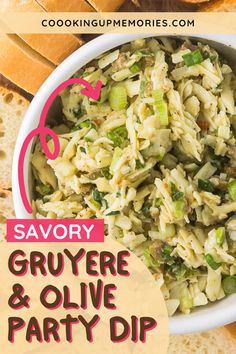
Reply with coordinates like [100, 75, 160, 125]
[7, 219, 104, 242]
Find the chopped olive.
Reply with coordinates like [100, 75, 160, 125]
[167, 262, 190, 280]
[80, 147, 86, 153]
[155, 198, 161, 207]
[189, 209, 197, 225]
[222, 276, 236, 294]
[141, 201, 152, 218]
[136, 160, 145, 169]
[198, 179, 215, 193]
[101, 167, 112, 180]
[106, 211, 120, 216]
[72, 107, 82, 118]
[37, 183, 53, 196]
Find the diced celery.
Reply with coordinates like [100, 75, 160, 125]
[109, 86, 128, 111]
[110, 147, 123, 174]
[179, 287, 193, 314]
[143, 249, 159, 270]
[84, 129, 98, 142]
[228, 180, 236, 201]
[152, 89, 169, 126]
[130, 63, 141, 74]
[215, 227, 225, 246]
[173, 200, 185, 219]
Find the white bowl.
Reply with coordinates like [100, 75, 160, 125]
[12, 34, 236, 335]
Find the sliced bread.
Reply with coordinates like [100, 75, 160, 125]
[3, 0, 83, 65]
[178, 0, 208, 3]
[0, 188, 14, 241]
[0, 34, 55, 94]
[0, 86, 29, 189]
[36, 0, 95, 11]
[169, 327, 236, 354]
[199, 0, 236, 11]
[86, 0, 126, 11]
[19, 34, 83, 66]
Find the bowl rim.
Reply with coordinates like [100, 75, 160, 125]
[12, 33, 236, 335]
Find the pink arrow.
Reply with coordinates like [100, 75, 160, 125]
[18, 78, 102, 214]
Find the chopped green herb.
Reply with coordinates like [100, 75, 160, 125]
[92, 189, 105, 204]
[79, 120, 97, 130]
[172, 191, 184, 201]
[71, 120, 96, 132]
[198, 179, 214, 193]
[107, 125, 128, 147]
[222, 276, 236, 294]
[170, 182, 184, 201]
[161, 245, 174, 262]
[183, 49, 203, 67]
[205, 254, 222, 270]
[90, 198, 101, 210]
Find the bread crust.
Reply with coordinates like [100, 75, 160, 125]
[223, 323, 236, 343]
[199, 0, 236, 11]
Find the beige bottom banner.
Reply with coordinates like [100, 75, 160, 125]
[0, 239, 169, 353]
